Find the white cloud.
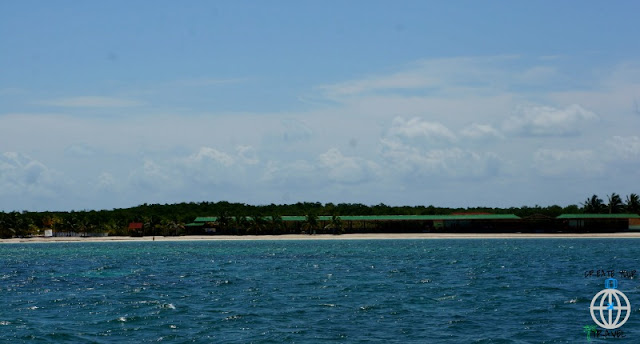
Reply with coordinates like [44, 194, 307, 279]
[317, 148, 378, 184]
[187, 147, 235, 167]
[388, 117, 456, 142]
[460, 123, 503, 140]
[606, 136, 640, 160]
[379, 139, 501, 179]
[236, 146, 259, 165]
[179, 147, 251, 187]
[3, 56, 640, 210]
[533, 149, 603, 177]
[0, 152, 58, 198]
[319, 55, 536, 100]
[503, 104, 598, 136]
[42, 96, 142, 108]
[129, 159, 179, 192]
[262, 159, 318, 187]
[128, 147, 262, 194]
[320, 72, 438, 97]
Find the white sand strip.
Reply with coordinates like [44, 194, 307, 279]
[3, 232, 640, 244]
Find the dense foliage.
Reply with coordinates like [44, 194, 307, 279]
[1, 193, 638, 238]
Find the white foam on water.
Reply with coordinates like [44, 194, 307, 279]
[162, 303, 176, 309]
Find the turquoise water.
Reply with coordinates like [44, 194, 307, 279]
[1, 239, 639, 343]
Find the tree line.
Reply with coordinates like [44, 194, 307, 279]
[1, 193, 638, 238]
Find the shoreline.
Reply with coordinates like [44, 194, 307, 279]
[3, 232, 640, 243]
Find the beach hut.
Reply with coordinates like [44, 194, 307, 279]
[128, 222, 143, 236]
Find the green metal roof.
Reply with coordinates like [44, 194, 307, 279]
[194, 217, 218, 222]
[556, 214, 640, 219]
[321, 214, 520, 221]
[194, 214, 520, 222]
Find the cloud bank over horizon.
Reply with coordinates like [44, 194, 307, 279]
[1, 2, 639, 211]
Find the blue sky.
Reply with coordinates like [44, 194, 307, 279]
[1, 1, 640, 211]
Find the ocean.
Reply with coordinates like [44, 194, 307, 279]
[1, 239, 639, 343]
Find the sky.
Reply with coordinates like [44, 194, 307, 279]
[1, 1, 640, 211]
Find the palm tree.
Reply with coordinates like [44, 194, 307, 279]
[143, 215, 160, 237]
[63, 214, 79, 236]
[155, 219, 169, 236]
[101, 219, 122, 236]
[302, 213, 319, 235]
[607, 193, 624, 214]
[325, 215, 343, 235]
[248, 213, 266, 235]
[77, 216, 91, 236]
[268, 214, 283, 235]
[626, 193, 640, 214]
[0, 212, 16, 238]
[13, 214, 33, 238]
[216, 211, 231, 234]
[582, 195, 605, 213]
[232, 216, 249, 235]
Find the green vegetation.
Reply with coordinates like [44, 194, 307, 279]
[0, 193, 639, 238]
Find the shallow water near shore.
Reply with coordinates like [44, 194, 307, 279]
[1, 239, 640, 343]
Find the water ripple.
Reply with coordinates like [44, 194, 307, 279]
[1, 239, 639, 342]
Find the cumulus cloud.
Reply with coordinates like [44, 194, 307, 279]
[128, 146, 263, 194]
[533, 149, 603, 177]
[0, 152, 57, 197]
[379, 139, 501, 179]
[261, 148, 378, 187]
[262, 159, 318, 187]
[460, 123, 503, 140]
[3, 56, 639, 210]
[129, 159, 179, 192]
[503, 104, 598, 136]
[187, 147, 235, 167]
[179, 147, 258, 187]
[317, 148, 378, 184]
[388, 117, 456, 142]
[236, 146, 259, 165]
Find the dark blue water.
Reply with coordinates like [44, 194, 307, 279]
[1, 239, 639, 343]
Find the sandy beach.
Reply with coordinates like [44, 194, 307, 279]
[3, 232, 640, 244]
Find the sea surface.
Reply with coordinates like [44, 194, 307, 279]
[1, 239, 639, 343]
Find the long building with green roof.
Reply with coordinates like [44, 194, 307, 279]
[185, 213, 640, 234]
[187, 214, 523, 234]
